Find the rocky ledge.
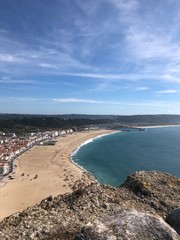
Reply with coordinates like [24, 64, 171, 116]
[0, 171, 179, 240]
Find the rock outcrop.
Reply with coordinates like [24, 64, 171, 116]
[167, 208, 180, 235]
[0, 171, 179, 239]
[75, 210, 179, 240]
[121, 171, 180, 219]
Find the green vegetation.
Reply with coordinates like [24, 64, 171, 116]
[1, 114, 180, 135]
[0, 115, 110, 135]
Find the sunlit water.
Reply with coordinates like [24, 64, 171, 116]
[72, 127, 180, 186]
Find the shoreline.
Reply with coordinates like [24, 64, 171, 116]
[71, 130, 119, 158]
[0, 129, 117, 220]
[136, 124, 180, 129]
[0, 125, 179, 220]
[70, 131, 120, 180]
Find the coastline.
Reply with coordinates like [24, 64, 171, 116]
[0, 129, 116, 220]
[136, 124, 180, 129]
[70, 131, 120, 180]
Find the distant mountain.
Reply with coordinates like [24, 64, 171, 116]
[0, 113, 116, 120]
[115, 114, 180, 126]
[0, 114, 180, 134]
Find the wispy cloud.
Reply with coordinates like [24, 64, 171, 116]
[0, 53, 22, 63]
[1, 0, 180, 114]
[0, 28, 90, 76]
[52, 98, 111, 104]
[0, 76, 37, 84]
[135, 87, 150, 91]
[158, 89, 180, 94]
[52, 98, 180, 112]
[166, 65, 180, 74]
[109, 0, 180, 81]
[39, 63, 58, 69]
[0, 97, 40, 103]
[160, 74, 180, 83]
[126, 29, 180, 63]
[1, 0, 180, 85]
[110, 0, 139, 13]
[61, 72, 158, 81]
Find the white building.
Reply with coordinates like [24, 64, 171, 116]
[0, 162, 9, 175]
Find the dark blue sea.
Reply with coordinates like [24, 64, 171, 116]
[71, 126, 180, 187]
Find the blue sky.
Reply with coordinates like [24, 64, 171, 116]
[1, 0, 180, 115]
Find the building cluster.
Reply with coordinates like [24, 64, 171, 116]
[0, 129, 74, 176]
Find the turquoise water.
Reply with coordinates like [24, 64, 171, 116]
[72, 127, 180, 187]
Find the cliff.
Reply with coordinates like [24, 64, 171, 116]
[0, 171, 179, 239]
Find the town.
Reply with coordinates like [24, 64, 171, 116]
[0, 129, 75, 178]
[0, 126, 99, 179]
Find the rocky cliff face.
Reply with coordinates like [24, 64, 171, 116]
[0, 171, 179, 240]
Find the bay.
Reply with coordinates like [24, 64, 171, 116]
[72, 126, 180, 187]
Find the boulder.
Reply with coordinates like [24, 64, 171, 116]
[167, 208, 180, 235]
[76, 209, 180, 240]
[0, 171, 179, 239]
[121, 171, 180, 217]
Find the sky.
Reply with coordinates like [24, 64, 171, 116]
[1, 0, 180, 115]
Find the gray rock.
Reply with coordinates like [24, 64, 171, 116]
[0, 171, 179, 239]
[76, 209, 180, 240]
[167, 208, 180, 234]
[121, 171, 180, 218]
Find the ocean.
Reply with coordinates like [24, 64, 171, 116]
[71, 126, 180, 187]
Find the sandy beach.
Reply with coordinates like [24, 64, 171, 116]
[0, 129, 115, 220]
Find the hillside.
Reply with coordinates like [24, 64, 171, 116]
[0, 171, 179, 239]
[1, 114, 180, 134]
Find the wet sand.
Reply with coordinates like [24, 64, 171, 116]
[0, 129, 115, 219]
